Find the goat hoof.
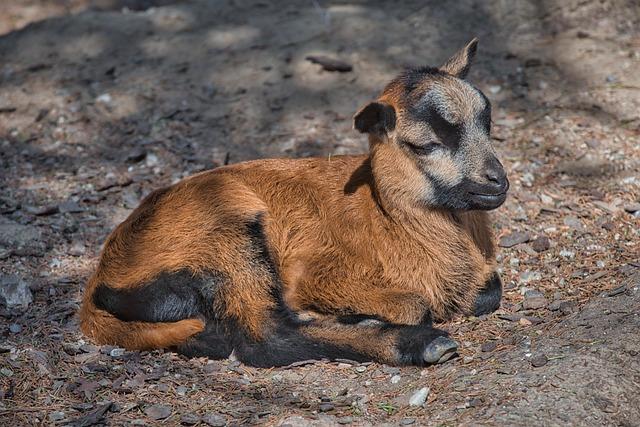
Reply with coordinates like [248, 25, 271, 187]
[422, 336, 458, 364]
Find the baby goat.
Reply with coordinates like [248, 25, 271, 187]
[80, 39, 508, 367]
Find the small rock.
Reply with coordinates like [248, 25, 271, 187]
[127, 147, 147, 163]
[0, 217, 45, 257]
[354, 366, 367, 373]
[498, 232, 531, 248]
[109, 348, 125, 357]
[69, 242, 86, 256]
[605, 285, 627, 297]
[548, 300, 564, 311]
[481, 341, 497, 352]
[202, 413, 226, 426]
[531, 236, 550, 252]
[408, 387, 430, 407]
[176, 385, 188, 396]
[623, 203, 640, 213]
[400, 418, 416, 425]
[530, 353, 548, 367]
[563, 216, 584, 231]
[1, 368, 14, 377]
[497, 366, 514, 375]
[96, 93, 112, 104]
[592, 200, 619, 214]
[523, 290, 548, 310]
[145, 153, 160, 168]
[337, 416, 354, 425]
[144, 404, 172, 420]
[519, 317, 533, 326]
[498, 313, 523, 322]
[180, 413, 200, 425]
[0, 274, 33, 308]
[49, 411, 66, 422]
[539, 194, 553, 204]
[390, 374, 401, 384]
[559, 249, 575, 259]
[9, 323, 22, 333]
[519, 270, 542, 284]
[319, 402, 334, 412]
[24, 204, 59, 216]
[58, 201, 84, 213]
[560, 301, 574, 314]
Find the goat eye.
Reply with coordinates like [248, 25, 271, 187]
[403, 140, 440, 156]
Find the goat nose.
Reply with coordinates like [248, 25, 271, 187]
[486, 168, 502, 184]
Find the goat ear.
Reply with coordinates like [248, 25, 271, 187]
[440, 38, 478, 79]
[353, 102, 396, 135]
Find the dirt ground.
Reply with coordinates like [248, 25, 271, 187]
[0, 0, 639, 425]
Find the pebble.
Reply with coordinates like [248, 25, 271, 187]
[127, 147, 147, 163]
[539, 194, 553, 204]
[519, 271, 541, 284]
[408, 387, 430, 406]
[58, 200, 84, 213]
[180, 413, 200, 425]
[0, 274, 33, 308]
[523, 290, 548, 310]
[176, 385, 188, 396]
[69, 241, 86, 256]
[530, 353, 548, 367]
[559, 249, 575, 259]
[0, 217, 46, 257]
[144, 404, 172, 420]
[337, 416, 354, 424]
[481, 341, 497, 352]
[96, 93, 112, 104]
[9, 323, 22, 333]
[531, 236, 550, 252]
[109, 348, 125, 357]
[355, 366, 367, 373]
[146, 153, 160, 168]
[400, 418, 416, 425]
[49, 411, 66, 422]
[563, 216, 584, 231]
[497, 366, 514, 375]
[548, 300, 564, 311]
[623, 203, 640, 213]
[390, 374, 401, 384]
[499, 232, 531, 248]
[319, 402, 334, 412]
[202, 413, 226, 426]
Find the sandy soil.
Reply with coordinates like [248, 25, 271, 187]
[0, 0, 639, 425]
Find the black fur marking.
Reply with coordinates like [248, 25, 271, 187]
[427, 175, 507, 211]
[426, 105, 462, 152]
[476, 90, 492, 134]
[232, 322, 371, 367]
[175, 319, 234, 360]
[93, 269, 223, 323]
[473, 272, 502, 316]
[397, 66, 443, 94]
